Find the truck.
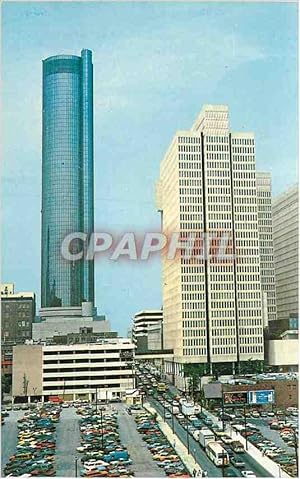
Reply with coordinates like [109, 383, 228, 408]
[181, 402, 195, 416]
[198, 428, 215, 448]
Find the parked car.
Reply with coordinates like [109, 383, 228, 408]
[241, 471, 257, 478]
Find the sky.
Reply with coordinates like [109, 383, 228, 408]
[2, 1, 298, 336]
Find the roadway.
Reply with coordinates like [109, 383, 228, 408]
[149, 397, 223, 477]
[147, 394, 271, 477]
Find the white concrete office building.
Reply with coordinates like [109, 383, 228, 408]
[12, 339, 135, 403]
[256, 172, 277, 323]
[272, 185, 298, 322]
[156, 105, 265, 381]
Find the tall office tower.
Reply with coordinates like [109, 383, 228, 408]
[272, 185, 299, 322]
[41, 50, 94, 308]
[156, 105, 264, 381]
[256, 173, 277, 323]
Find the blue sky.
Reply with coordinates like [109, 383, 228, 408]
[2, 2, 298, 335]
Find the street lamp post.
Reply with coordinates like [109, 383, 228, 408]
[222, 452, 226, 477]
[186, 419, 190, 454]
[95, 387, 98, 413]
[172, 409, 175, 433]
[75, 456, 78, 477]
[244, 405, 248, 451]
[221, 388, 225, 432]
[100, 407, 104, 450]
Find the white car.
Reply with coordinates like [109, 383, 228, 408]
[241, 471, 257, 478]
[165, 412, 172, 419]
[251, 411, 260, 418]
[177, 413, 185, 420]
[188, 415, 198, 421]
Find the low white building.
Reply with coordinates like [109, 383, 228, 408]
[268, 339, 298, 370]
[12, 338, 135, 403]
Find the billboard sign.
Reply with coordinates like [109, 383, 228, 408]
[223, 391, 248, 406]
[248, 390, 274, 405]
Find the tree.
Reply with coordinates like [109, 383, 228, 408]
[1, 374, 11, 393]
[239, 359, 264, 375]
[23, 373, 29, 396]
[183, 364, 207, 401]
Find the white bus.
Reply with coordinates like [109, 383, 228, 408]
[206, 441, 229, 467]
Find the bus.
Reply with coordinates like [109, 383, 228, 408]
[206, 441, 229, 467]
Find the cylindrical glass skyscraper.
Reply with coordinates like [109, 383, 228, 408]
[41, 49, 94, 308]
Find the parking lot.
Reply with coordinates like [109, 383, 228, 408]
[116, 403, 166, 477]
[1, 410, 24, 475]
[56, 406, 81, 477]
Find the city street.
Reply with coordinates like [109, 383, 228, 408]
[149, 398, 222, 477]
[1, 410, 24, 476]
[116, 403, 166, 477]
[149, 398, 271, 478]
[56, 407, 81, 477]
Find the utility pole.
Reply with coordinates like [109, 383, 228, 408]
[222, 451, 226, 477]
[244, 405, 248, 451]
[221, 387, 225, 432]
[75, 456, 78, 477]
[172, 409, 175, 433]
[62, 379, 66, 402]
[186, 418, 190, 454]
[100, 407, 104, 450]
[95, 387, 98, 413]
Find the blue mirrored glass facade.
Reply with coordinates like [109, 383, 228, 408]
[41, 50, 94, 308]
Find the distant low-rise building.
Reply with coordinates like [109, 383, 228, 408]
[1, 283, 36, 376]
[132, 310, 163, 353]
[265, 314, 298, 372]
[12, 338, 135, 403]
[223, 379, 298, 408]
[147, 321, 163, 351]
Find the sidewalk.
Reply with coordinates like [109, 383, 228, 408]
[144, 402, 204, 477]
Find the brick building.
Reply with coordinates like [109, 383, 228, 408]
[1, 283, 36, 376]
[223, 379, 298, 409]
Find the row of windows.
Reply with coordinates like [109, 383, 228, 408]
[43, 349, 131, 355]
[183, 339, 206, 346]
[206, 144, 229, 152]
[44, 375, 132, 381]
[178, 136, 201, 143]
[43, 383, 122, 391]
[178, 145, 201, 152]
[232, 138, 254, 145]
[211, 347, 236, 355]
